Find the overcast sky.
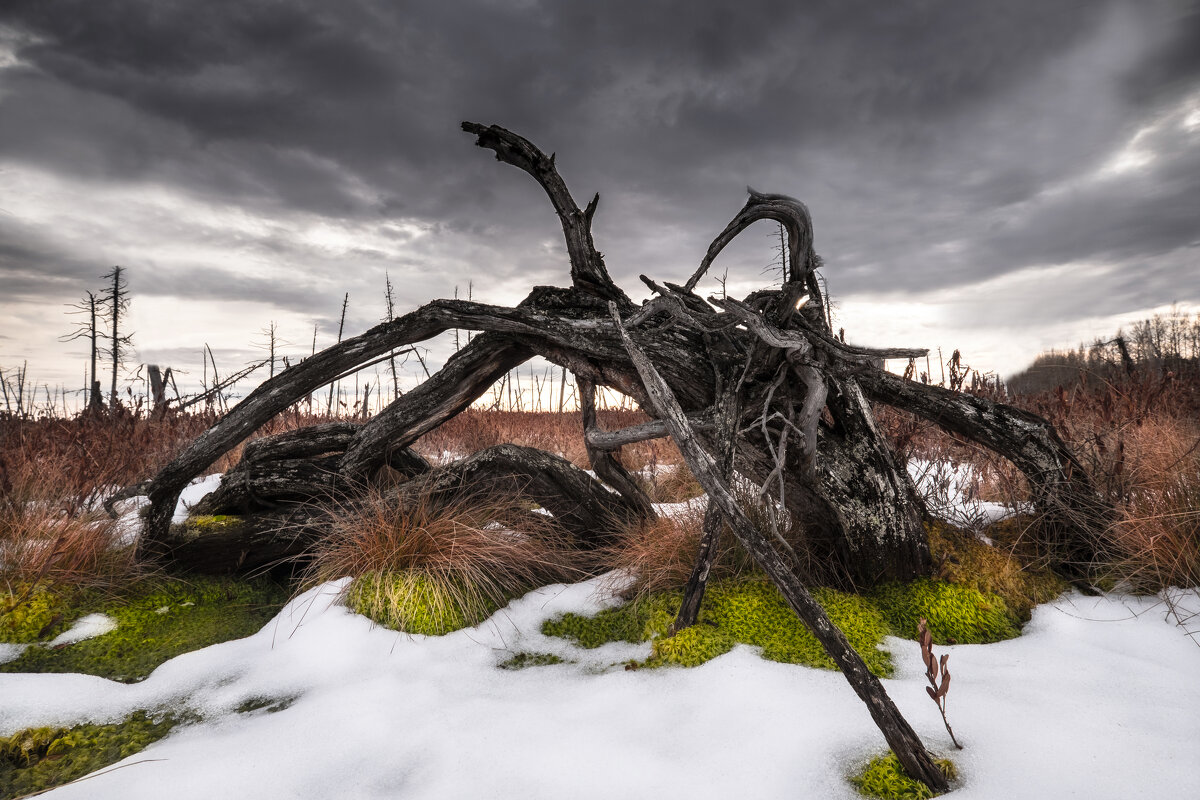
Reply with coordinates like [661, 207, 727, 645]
[2, 0, 1198, 406]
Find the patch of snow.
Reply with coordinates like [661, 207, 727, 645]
[44, 613, 119, 648]
[0, 643, 28, 665]
[907, 458, 1028, 531]
[653, 495, 706, 520]
[172, 474, 225, 524]
[2, 577, 1198, 798]
[582, 469, 620, 494]
[112, 495, 150, 547]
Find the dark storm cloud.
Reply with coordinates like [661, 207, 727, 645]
[1, 0, 1114, 212]
[1122, 0, 1200, 106]
[1, 0, 1199, 383]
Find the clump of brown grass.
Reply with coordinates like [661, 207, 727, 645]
[0, 407, 352, 599]
[0, 443, 143, 602]
[0, 501, 139, 598]
[639, 462, 704, 505]
[1090, 416, 1200, 591]
[304, 483, 592, 632]
[597, 501, 753, 600]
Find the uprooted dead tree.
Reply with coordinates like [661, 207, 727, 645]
[110, 122, 1112, 793]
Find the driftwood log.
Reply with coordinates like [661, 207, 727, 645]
[116, 121, 1114, 793]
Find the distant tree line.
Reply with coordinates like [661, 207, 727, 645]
[1007, 309, 1200, 396]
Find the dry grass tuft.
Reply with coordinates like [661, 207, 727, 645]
[0, 501, 139, 598]
[304, 483, 592, 632]
[597, 502, 754, 600]
[1091, 416, 1200, 591]
[640, 463, 705, 504]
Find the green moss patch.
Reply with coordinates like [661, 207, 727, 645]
[541, 591, 679, 650]
[702, 580, 894, 675]
[542, 578, 894, 675]
[181, 514, 241, 529]
[870, 578, 1019, 645]
[0, 711, 180, 799]
[849, 752, 956, 799]
[497, 651, 567, 670]
[0, 586, 82, 644]
[0, 576, 289, 682]
[348, 570, 516, 637]
[649, 622, 735, 667]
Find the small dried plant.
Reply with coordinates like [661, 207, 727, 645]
[918, 617, 963, 750]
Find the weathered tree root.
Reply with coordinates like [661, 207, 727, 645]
[173, 443, 643, 574]
[120, 120, 1112, 795]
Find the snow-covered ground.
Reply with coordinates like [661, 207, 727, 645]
[5, 470, 1199, 798]
[2, 575, 1198, 799]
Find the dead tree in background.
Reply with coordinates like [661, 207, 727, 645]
[116, 122, 1114, 794]
[61, 290, 104, 411]
[101, 266, 132, 408]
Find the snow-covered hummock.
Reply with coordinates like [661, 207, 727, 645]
[1, 577, 1198, 799]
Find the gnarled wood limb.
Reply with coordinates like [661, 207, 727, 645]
[191, 455, 342, 514]
[419, 444, 643, 547]
[134, 297, 639, 555]
[577, 377, 656, 521]
[463, 122, 631, 307]
[161, 504, 336, 576]
[339, 333, 531, 481]
[609, 301, 949, 795]
[664, 191, 930, 585]
[857, 368, 1109, 571]
[193, 427, 430, 515]
[671, 386, 739, 633]
[584, 414, 714, 451]
[240, 422, 361, 464]
[686, 189, 824, 328]
[168, 443, 636, 573]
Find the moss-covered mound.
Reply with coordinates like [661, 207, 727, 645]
[0, 585, 82, 644]
[541, 567, 1029, 673]
[0, 576, 290, 682]
[347, 569, 522, 636]
[0, 711, 179, 799]
[542, 577, 895, 675]
[927, 519, 1066, 622]
[172, 514, 244, 537]
[870, 578, 1020, 645]
[848, 751, 956, 799]
[541, 590, 680, 648]
[701, 580, 893, 674]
